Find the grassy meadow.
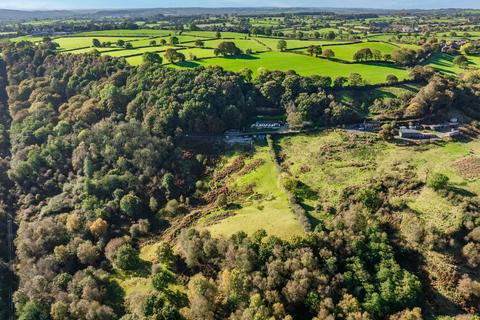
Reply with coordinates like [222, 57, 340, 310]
[172, 51, 410, 83]
[197, 144, 305, 239]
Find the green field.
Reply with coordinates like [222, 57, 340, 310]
[197, 145, 305, 239]
[14, 28, 480, 85]
[172, 51, 410, 84]
[426, 53, 480, 75]
[73, 29, 176, 37]
[121, 47, 215, 65]
[254, 37, 347, 50]
[317, 41, 400, 61]
[183, 31, 250, 39]
[54, 36, 142, 50]
[193, 38, 268, 52]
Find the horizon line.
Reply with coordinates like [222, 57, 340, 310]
[0, 6, 480, 12]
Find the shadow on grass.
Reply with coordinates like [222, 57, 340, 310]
[176, 61, 201, 68]
[223, 54, 260, 60]
[363, 61, 406, 70]
[106, 279, 126, 315]
[448, 185, 477, 198]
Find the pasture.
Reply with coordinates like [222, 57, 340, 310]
[426, 53, 480, 75]
[197, 145, 305, 239]
[73, 29, 175, 37]
[317, 41, 401, 61]
[190, 38, 268, 52]
[253, 37, 347, 50]
[173, 51, 410, 84]
[53, 36, 142, 50]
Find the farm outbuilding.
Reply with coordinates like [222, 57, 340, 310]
[399, 128, 426, 139]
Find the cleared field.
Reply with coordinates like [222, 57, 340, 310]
[73, 29, 176, 37]
[335, 83, 421, 113]
[172, 51, 410, 84]
[182, 30, 250, 39]
[426, 53, 480, 75]
[319, 41, 401, 61]
[127, 37, 170, 47]
[125, 55, 145, 66]
[64, 47, 123, 54]
[122, 47, 215, 66]
[278, 130, 480, 231]
[100, 45, 170, 57]
[54, 36, 143, 50]
[196, 38, 268, 52]
[198, 145, 305, 239]
[254, 37, 347, 50]
[178, 47, 216, 59]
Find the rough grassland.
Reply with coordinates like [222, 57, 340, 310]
[199, 145, 305, 239]
[278, 130, 480, 234]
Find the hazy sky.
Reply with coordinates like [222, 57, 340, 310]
[2, 0, 480, 10]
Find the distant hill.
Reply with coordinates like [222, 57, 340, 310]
[0, 7, 478, 22]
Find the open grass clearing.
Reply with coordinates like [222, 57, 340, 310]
[278, 130, 480, 231]
[426, 53, 480, 75]
[101, 45, 173, 57]
[253, 37, 348, 50]
[73, 29, 176, 37]
[183, 30, 250, 39]
[318, 41, 401, 61]
[171, 51, 410, 84]
[335, 83, 421, 111]
[198, 144, 305, 239]
[122, 47, 215, 65]
[54, 36, 143, 50]
[191, 38, 268, 52]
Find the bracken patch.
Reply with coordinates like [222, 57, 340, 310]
[455, 156, 480, 179]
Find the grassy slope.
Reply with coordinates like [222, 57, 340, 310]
[426, 53, 480, 75]
[319, 41, 401, 61]
[278, 130, 480, 233]
[193, 38, 268, 52]
[198, 145, 305, 239]
[74, 29, 176, 37]
[171, 51, 410, 84]
[253, 37, 347, 50]
[54, 37, 143, 50]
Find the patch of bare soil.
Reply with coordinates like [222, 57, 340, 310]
[455, 156, 480, 179]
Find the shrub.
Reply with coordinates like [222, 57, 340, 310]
[114, 243, 140, 271]
[427, 173, 449, 191]
[358, 188, 383, 212]
[152, 268, 174, 291]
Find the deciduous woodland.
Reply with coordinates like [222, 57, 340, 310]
[0, 11, 480, 320]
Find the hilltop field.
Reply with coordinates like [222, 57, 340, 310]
[8, 27, 478, 84]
